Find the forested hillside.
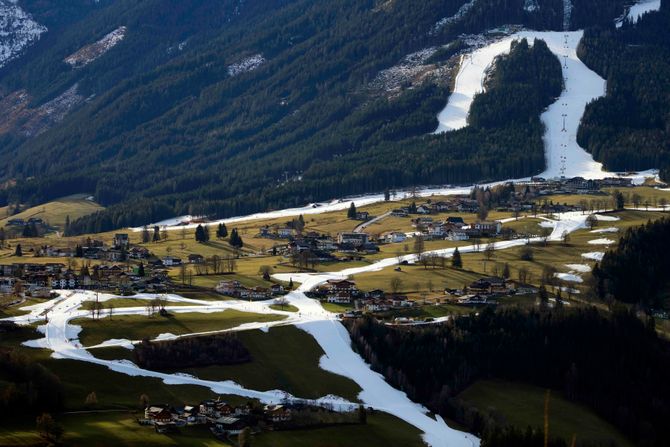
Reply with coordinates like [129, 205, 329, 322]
[346, 308, 670, 447]
[0, 0, 656, 232]
[578, 1, 670, 179]
[593, 218, 670, 309]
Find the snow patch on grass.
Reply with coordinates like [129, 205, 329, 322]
[588, 238, 615, 245]
[590, 227, 618, 234]
[564, 263, 591, 272]
[555, 272, 583, 283]
[582, 251, 605, 261]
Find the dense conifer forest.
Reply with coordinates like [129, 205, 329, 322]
[62, 34, 561, 234]
[592, 218, 670, 309]
[345, 307, 670, 446]
[134, 334, 251, 370]
[0, 0, 636, 233]
[578, 2, 670, 179]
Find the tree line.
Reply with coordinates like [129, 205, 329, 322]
[345, 306, 670, 446]
[133, 334, 251, 370]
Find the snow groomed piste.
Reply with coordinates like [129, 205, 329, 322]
[3, 2, 665, 446]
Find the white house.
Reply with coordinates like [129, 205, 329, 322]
[382, 232, 407, 243]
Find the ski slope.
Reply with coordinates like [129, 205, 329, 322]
[434, 30, 608, 179]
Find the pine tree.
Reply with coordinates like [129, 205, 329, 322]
[64, 215, 71, 236]
[288, 278, 294, 290]
[451, 247, 462, 268]
[75, 245, 84, 258]
[195, 224, 205, 242]
[229, 229, 243, 248]
[153, 226, 160, 242]
[138, 263, 145, 277]
[347, 202, 357, 219]
[203, 225, 210, 242]
[502, 263, 510, 279]
[384, 189, 390, 201]
[217, 223, 228, 239]
[141, 226, 151, 243]
[15, 244, 22, 257]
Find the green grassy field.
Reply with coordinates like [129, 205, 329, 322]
[0, 194, 104, 230]
[180, 326, 361, 402]
[253, 412, 425, 447]
[269, 304, 299, 312]
[73, 310, 286, 346]
[459, 379, 632, 447]
[0, 412, 227, 447]
[0, 410, 425, 447]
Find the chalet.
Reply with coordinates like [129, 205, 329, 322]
[446, 216, 465, 227]
[113, 233, 130, 249]
[216, 280, 243, 295]
[240, 286, 271, 301]
[457, 294, 490, 306]
[264, 404, 292, 423]
[427, 223, 446, 237]
[416, 205, 432, 215]
[326, 294, 352, 304]
[382, 232, 407, 243]
[315, 237, 336, 251]
[145, 406, 173, 424]
[270, 283, 285, 295]
[129, 247, 150, 259]
[432, 201, 454, 212]
[188, 254, 204, 264]
[446, 229, 469, 241]
[337, 232, 369, 247]
[161, 256, 182, 267]
[474, 221, 502, 236]
[7, 218, 25, 227]
[326, 279, 357, 294]
[390, 209, 408, 217]
[355, 211, 370, 220]
[278, 227, 295, 239]
[214, 416, 246, 435]
[51, 274, 78, 289]
[467, 277, 509, 294]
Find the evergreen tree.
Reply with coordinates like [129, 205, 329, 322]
[288, 278, 294, 290]
[15, 244, 22, 257]
[152, 226, 160, 242]
[216, 223, 228, 239]
[347, 202, 357, 219]
[502, 262, 510, 279]
[384, 189, 390, 201]
[141, 226, 151, 243]
[451, 247, 462, 268]
[75, 245, 83, 258]
[64, 215, 71, 236]
[138, 263, 145, 277]
[203, 225, 210, 242]
[229, 229, 243, 248]
[195, 224, 206, 243]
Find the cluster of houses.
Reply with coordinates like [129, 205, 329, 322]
[215, 280, 285, 300]
[142, 399, 292, 436]
[445, 276, 537, 306]
[310, 279, 415, 312]
[0, 261, 170, 298]
[528, 175, 633, 195]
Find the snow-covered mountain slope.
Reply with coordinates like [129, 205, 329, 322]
[616, 0, 661, 27]
[0, 0, 46, 68]
[64, 26, 126, 67]
[433, 31, 610, 179]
